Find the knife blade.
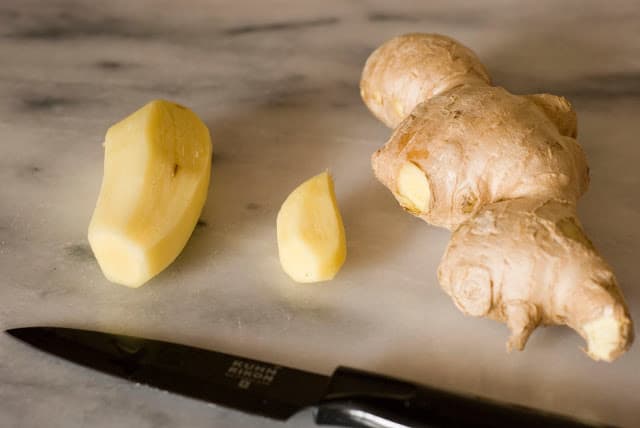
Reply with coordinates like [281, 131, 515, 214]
[5, 327, 613, 428]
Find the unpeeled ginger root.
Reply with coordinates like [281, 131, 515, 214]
[361, 33, 633, 361]
[88, 100, 212, 288]
[277, 172, 347, 283]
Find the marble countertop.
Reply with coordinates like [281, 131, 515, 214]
[1, 0, 639, 427]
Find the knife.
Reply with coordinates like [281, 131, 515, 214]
[6, 327, 613, 428]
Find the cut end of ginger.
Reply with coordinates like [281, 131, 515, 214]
[88, 99, 212, 288]
[396, 161, 431, 214]
[88, 231, 149, 288]
[583, 308, 630, 362]
[276, 171, 347, 283]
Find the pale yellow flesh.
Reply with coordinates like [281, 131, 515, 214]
[583, 308, 625, 361]
[88, 100, 212, 287]
[276, 172, 347, 283]
[396, 161, 431, 214]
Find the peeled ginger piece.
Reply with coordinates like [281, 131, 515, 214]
[276, 172, 347, 283]
[88, 100, 212, 288]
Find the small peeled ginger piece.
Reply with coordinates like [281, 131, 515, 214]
[276, 172, 346, 283]
[88, 100, 212, 288]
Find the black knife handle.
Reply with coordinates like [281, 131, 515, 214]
[314, 367, 615, 428]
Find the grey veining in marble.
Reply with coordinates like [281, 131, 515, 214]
[1, 0, 639, 427]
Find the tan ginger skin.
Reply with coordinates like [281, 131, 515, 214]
[361, 33, 633, 361]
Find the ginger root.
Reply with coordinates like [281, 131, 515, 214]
[361, 33, 633, 361]
[88, 100, 212, 288]
[276, 172, 347, 283]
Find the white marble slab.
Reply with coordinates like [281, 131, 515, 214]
[1, 0, 639, 427]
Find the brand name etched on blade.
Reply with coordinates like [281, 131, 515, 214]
[225, 359, 281, 389]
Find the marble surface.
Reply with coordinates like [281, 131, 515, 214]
[1, 0, 639, 427]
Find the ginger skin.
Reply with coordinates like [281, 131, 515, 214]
[361, 33, 633, 361]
